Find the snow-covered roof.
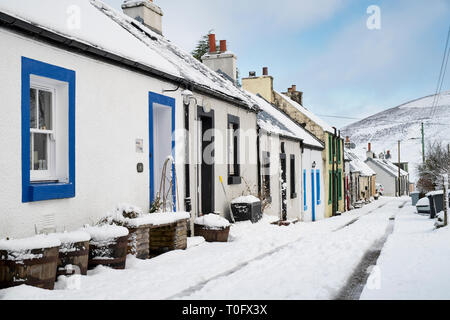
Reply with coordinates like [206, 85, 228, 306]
[0, 0, 258, 110]
[249, 92, 324, 149]
[345, 151, 376, 176]
[366, 157, 408, 177]
[276, 91, 335, 134]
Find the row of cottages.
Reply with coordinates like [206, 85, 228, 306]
[0, 0, 329, 239]
[365, 147, 409, 197]
[344, 150, 376, 210]
[242, 72, 346, 217]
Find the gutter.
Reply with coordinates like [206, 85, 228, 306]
[0, 11, 254, 112]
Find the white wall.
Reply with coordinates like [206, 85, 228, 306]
[0, 28, 258, 238]
[366, 161, 396, 197]
[301, 148, 325, 222]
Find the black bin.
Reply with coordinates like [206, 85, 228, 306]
[231, 201, 262, 223]
[427, 191, 450, 219]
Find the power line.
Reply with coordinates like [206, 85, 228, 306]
[430, 25, 450, 119]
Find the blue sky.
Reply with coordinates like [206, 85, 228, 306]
[104, 0, 450, 128]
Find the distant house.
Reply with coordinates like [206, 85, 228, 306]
[249, 93, 325, 222]
[345, 150, 376, 206]
[365, 146, 409, 197]
[242, 73, 345, 217]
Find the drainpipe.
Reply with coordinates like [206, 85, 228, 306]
[257, 126, 262, 195]
[332, 127, 337, 216]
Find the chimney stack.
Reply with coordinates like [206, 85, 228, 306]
[208, 34, 217, 53]
[262, 67, 268, 76]
[283, 84, 303, 106]
[202, 34, 237, 85]
[345, 136, 350, 143]
[220, 40, 227, 53]
[122, 0, 164, 35]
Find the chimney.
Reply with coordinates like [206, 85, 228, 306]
[242, 66, 274, 103]
[122, 0, 164, 35]
[202, 34, 237, 85]
[368, 143, 371, 152]
[208, 34, 217, 53]
[345, 136, 350, 143]
[283, 84, 303, 106]
[366, 143, 374, 159]
[220, 40, 227, 53]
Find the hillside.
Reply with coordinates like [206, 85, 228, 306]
[342, 91, 450, 182]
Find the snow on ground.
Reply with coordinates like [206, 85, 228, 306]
[0, 197, 400, 300]
[360, 203, 450, 300]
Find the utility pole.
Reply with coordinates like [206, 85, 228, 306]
[398, 140, 401, 197]
[443, 174, 448, 227]
[421, 122, 425, 164]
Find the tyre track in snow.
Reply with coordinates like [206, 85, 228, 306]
[335, 200, 407, 300]
[168, 198, 395, 300]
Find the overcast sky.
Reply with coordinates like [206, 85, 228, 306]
[103, 0, 450, 128]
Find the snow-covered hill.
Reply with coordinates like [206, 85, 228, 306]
[342, 91, 450, 182]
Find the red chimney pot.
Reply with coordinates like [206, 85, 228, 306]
[262, 67, 268, 76]
[208, 34, 216, 53]
[368, 143, 372, 152]
[220, 40, 227, 52]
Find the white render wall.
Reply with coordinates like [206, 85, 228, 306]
[0, 28, 258, 238]
[365, 161, 396, 197]
[301, 147, 325, 222]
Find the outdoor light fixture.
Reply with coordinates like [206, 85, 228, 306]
[181, 89, 197, 106]
[312, 161, 316, 168]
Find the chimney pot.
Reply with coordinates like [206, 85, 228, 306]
[368, 143, 372, 152]
[220, 40, 227, 52]
[292, 85, 297, 92]
[249, 71, 256, 77]
[208, 34, 216, 53]
[345, 136, 350, 143]
[262, 67, 268, 76]
[287, 87, 293, 93]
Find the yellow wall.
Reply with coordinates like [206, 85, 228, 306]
[242, 76, 274, 103]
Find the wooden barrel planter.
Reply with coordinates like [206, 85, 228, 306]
[149, 218, 189, 258]
[84, 226, 129, 270]
[194, 214, 231, 242]
[0, 235, 61, 290]
[194, 224, 230, 242]
[54, 231, 91, 277]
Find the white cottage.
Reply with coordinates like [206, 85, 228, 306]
[249, 93, 325, 222]
[0, 0, 262, 238]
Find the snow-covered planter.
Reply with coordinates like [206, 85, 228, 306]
[52, 231, 91, 277]
[231, 195, 262, 223]
[194, 214, 231, 242]
[148, 212, 190, 258]
[101, 204, 152, 260]
[84, 225, 129, 270]
[0, 235, 61, 290]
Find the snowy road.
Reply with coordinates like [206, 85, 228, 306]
[0, 197, 412, 300]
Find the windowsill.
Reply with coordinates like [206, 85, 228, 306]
[25, 181, 75, 202]
[228, 175, 242, 185]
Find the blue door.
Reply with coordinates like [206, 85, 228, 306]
[311, 169, 316, 222]
[149, 92, 176, 211]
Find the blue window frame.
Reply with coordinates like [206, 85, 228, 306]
[149, 92, 176, 211]
[21, 57, 76, 203]
[316, 169, 321, 205]
[303, 169, 307, 211]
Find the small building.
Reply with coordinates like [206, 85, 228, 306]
[365, 146, 409, 197]
[345, 151, 376, 206]
[249, 93, 325, 222]
[242, 73, 345, 217]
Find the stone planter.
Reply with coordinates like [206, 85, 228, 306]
[84, 226, 129, 270]
[149, 219, 188, 258]
[125, 224, 151, 260]
[0, 236, 61, 290]
[194, 224, 230, 242]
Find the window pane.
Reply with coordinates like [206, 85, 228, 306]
[30, 88, 37, 129]
[38, 90, 52, 130]
[33, 133, 48, 170]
